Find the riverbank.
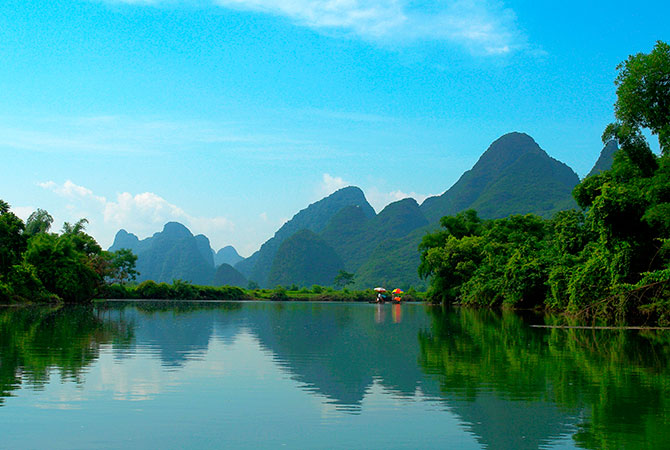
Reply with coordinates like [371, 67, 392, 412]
[97, 280, 426, 303]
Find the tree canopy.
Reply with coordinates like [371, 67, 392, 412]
[613, 41, 670, 154]
[0, 204, 139, 304]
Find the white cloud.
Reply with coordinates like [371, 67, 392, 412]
[318, 173, 349, 197]
[222, 0, 526, 54]
[39, 180, 234, 248]
[100, 0, 527, 55]
[11, 206, 35, 221]
[39, 180, 106, 204]
[316, 173, 433, 213]
[365, 186, 433, 212]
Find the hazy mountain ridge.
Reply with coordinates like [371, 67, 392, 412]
[109, 222, 246, 287]
[586, 139, 618, 178]
[214, 246, 243, 267]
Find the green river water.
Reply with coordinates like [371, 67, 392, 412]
[1, 301, 668, 449]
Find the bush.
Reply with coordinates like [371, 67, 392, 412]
[4, 263, 53, 303]
[271, 286, 288, 301]
[98, 283, 132, 299]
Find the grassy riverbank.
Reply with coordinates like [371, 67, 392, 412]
[98, 280, 426, 302]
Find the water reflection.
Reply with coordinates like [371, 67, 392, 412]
[96, 301, 243, 368]
[418, 306, 670, 449]
[0, 305, 133, 405]
[244, 302, 430, 411]
[0, 302, 668, 449]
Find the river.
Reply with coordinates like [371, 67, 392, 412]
[1, 301, 668, 449]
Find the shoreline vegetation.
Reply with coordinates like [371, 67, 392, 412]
[97, 281, 425, 303]
[419, 41, 670, 325]
[1, 42, 669, 325]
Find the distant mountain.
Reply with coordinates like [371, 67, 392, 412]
[109, 222, 214, 285]
[266, 229, 344, 287]
[109, 132, 597, 291]
[420, 132, 579, 223]
[353, 226, 428, 290]
[320, 205, 369, 271]
[214, 246, 243, 267]
[586, 139, 618, 178]
[195, 234, 215, 268]
[322, 197, 428, 272]
[236, 186, 375, 286]
[212, 263, 247, 288]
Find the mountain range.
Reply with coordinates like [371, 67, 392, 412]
[109, 222, 248, 287]
[109, 132, 617, 289]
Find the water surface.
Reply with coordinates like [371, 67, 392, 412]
[1, 301, 668, 449]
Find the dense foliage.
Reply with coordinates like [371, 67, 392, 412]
[419, 42, 670, 324]
[99, 279, 246, 300]
[0, 206, 138, 304]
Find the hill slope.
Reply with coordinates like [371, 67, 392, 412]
[236, 186, 375, 286]
[267, 229, 344, 287]
[586, 140, 618, 178]
[421, 132, 579, 223]
[212, 263, 247, 287]
[322, 197, 428, 272]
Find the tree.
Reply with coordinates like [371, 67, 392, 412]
[334, 270, 355, 289]
[106, 249, 139, 285]
[613, 40, 670, 154]
[23, 220, 107, 303]
[0, 201, 27, 276]
[24, 209, 53, 236]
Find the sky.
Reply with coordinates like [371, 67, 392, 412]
[1, 0, 668, 256]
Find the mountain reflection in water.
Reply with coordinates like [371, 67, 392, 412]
[1, 301, 668, 449]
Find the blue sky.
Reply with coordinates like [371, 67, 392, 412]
[1, 0, 668, 256]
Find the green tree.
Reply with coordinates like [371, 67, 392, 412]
[24, 209, 53, 236]
[613, 40, 670, 154]
[0, 201, 27, 276]
[23, 218, 106, 303]
[106, 249, 139, 285]
[334, 270, 354, 289]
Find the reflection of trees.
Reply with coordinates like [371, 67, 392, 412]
[0, 306, 134, 405]
[100, 300, 243, 315]
[419, 306, 670, 449]
[96, 301, 243, 367]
